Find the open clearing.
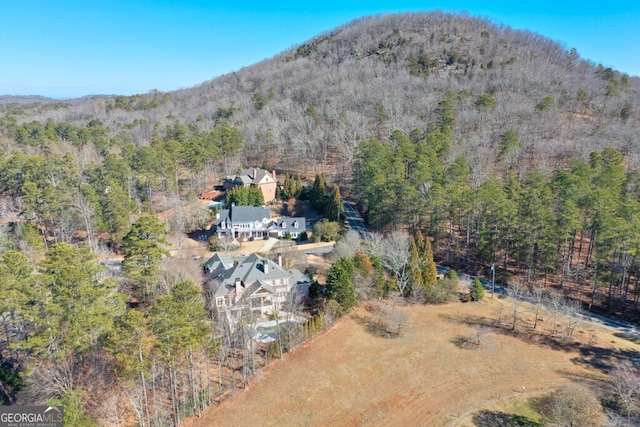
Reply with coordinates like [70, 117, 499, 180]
[184, 299, 640, 427]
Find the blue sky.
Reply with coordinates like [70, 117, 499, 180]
[2, 1, 639, 99]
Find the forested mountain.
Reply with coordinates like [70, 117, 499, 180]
[2, 12, 638, 177]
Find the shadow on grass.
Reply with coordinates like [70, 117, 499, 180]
[572, 344, 640, 373]
[451, 335, 480, 350]
[350, 313, 402, 339]
[439, 312, 488, 326]
[613, 332, 640, 345]
[439, 312, 640, 373]
[472, 410, 540, 427]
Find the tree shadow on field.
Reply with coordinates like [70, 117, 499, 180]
[350, 312, 404, 339]
[451, 335, 479, 350]
[572, 345, 640, 373]
[440, 313, 577, 352]
[439, 312, 640, 373]
[472, 410, 540, 427]
[613, 332, 640, 345]
[439, 312, 488, 326]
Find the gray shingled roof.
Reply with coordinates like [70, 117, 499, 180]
[220, 253, 287, 285]
[204, 253, 234, 274]
[227, 168, 274, 186]
[206, 252, 312, 300]
[287, 268, 312, 287]
[216, 206, 270, 226]
[269, 216, 306, 233]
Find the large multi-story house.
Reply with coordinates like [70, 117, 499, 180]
[205, 252, 311, 318]
[215, 205, 272, 240]
[214, 205, 307, 241]
[223, 168, 278, 203]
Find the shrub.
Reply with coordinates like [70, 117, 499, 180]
[536, 96, 555, 112]
[425, 278, 458, 304]
[445, 269, 459, 281]
[474, 93, 496, 111]
[470, 278, 485, 301]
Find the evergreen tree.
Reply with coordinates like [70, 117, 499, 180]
[409, 236, 422, 295]
[325, 184, 344, 222]
[310, 173, 328, 213]
[470, 278, 485, 301]
[122, 215, 170, 301]
[100, 181, 136, 247]
[325, 257, 357, 314]
[24, 243, 124, 358]
[225, 185, 265, 207]
[418, 231, 438, 288]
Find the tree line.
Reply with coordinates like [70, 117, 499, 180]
[354, 122, 640, 317]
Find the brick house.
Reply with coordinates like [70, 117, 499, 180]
[223, 168, 278, 203]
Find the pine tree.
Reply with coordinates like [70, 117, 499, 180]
[23, 243, 124, 358]
[470, 278, 485, 301]
[310, 173, 328, 213]
[409, 237, 422, 295]
[122, 215, 170, 301]
[325, 257, 357, 314]
[417, 231, 438, 288]
[326, 184, 343, 222]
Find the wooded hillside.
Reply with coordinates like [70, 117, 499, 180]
[1, 11, 639, 315]
[2, 12, 639, 177]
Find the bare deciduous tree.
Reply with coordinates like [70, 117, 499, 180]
[545, 291, 564, 337]
[530, 286, 545, 330]
[609, 363, 640, 420]
[540, 383, 603, 427]
[330, 230, 363, 261]
[475, 325, 489, 347]
[507, 280, 526, 330]
[371, 231, 411, 296]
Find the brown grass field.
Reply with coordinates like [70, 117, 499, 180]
[184, 298, 640, 427]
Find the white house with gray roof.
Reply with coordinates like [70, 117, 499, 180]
[214, 205, 308, 241]
[205, 253, 311, 318]
[268, 216, 307, 239]
[215, 205, 271, 239]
